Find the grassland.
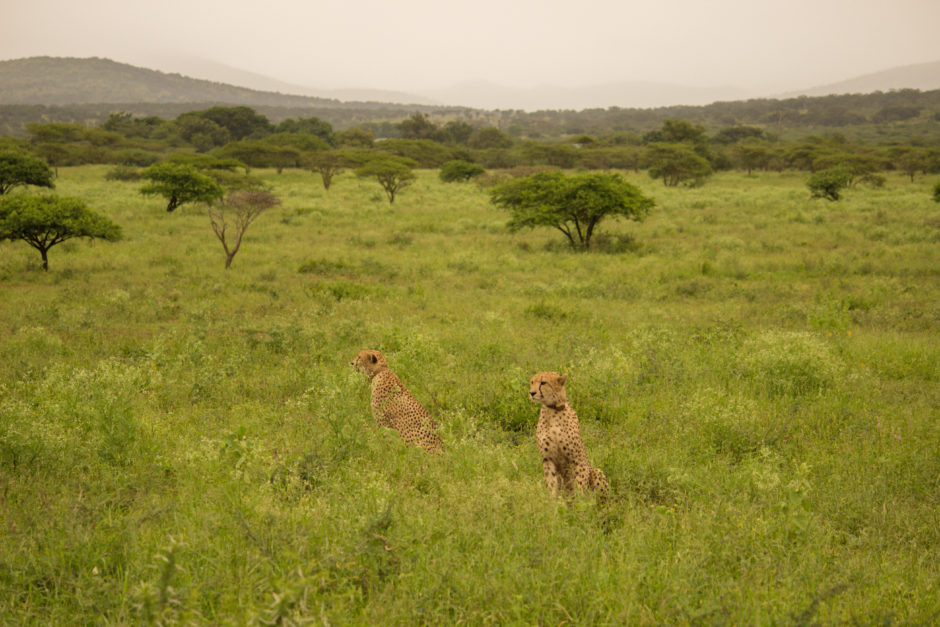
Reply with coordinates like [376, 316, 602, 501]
[1, 166, 938, 624]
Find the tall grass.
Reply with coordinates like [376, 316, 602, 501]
[0, 167, 937, 623]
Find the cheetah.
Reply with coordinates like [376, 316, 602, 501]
[351, 349, 443, 454]
[529, 371, 609, 500]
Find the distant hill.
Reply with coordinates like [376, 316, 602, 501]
[780, 61, 940, 98]
[146, 55, 441, 106]
[0, 56, 435, 108]
[417, 80, 751, 111]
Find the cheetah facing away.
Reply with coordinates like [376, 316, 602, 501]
[529, 371, 609, 500]
[351, 349, 443, 454]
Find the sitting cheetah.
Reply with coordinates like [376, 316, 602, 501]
[351, 349, 443, 454]
[529, 371, 609, 500]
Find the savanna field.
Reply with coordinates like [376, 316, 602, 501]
[1, 166, 938, 624]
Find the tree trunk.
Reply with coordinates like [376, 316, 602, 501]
[40, 247, 49, 271]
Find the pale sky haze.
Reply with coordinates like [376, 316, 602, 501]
[3, 0, 939, 95]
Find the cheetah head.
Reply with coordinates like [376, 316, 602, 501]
[529, 371, 568, 408]
[351, 349, 388, 377]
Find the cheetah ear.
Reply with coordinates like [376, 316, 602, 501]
[369, 353, 378, 364]
[557, 373, 568, 386]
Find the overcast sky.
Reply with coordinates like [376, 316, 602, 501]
[3, 0, 939, 93]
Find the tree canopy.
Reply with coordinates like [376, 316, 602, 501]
[140, 162, 224, 212]
[807, 167, 852, 201]
[489, 171, 655, 250]
[439, 160, 485, 182]
[355, 156, 416, 204]
[208, 189, 280, 269]
[0, 151, 55, 195]
[0, 194, 121, 270]
[646, 143, 713, 186]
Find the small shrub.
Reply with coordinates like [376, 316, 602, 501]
[439, 160, 484, 182]
[807, 167, 852, 201]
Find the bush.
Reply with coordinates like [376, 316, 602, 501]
[439, 160, 485, 182]
[807, 167, 852, 201]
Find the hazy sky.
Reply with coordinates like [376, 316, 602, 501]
[3, 0, 939, 92]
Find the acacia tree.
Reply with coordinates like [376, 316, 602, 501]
[208, 190, 280, 269]
[439, 160, 484, 182]
[0, 151, 55, 195]
[307, 151, 346, 190]
[140, 162, 224, 212]
[355, 156, 416, 204]
[807, 167, 852, 201]
[489, 171, 655, 250]
[730, 141, 772, 175]
[0, 194, 121, 270]
[646, 143, 712, 187]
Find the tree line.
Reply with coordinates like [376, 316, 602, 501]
[2, 106, 939, 187]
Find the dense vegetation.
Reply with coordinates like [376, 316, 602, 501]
[2, 104, 940, 195]
[0, 163, 937, 623]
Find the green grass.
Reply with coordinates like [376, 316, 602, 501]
[1, 167, 938, 624]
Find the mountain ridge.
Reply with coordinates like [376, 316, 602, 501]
[1, 56, 939, 114]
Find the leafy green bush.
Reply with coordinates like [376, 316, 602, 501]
[807, 166, 852, 201]
[439, 160, 485, 182]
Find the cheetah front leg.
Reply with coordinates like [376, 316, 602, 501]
[574, 464, 594, 495]
[542, 459, 561, 497]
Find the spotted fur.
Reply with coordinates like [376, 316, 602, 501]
[529, 371, 609, 500]
[351, 349, 443, 454]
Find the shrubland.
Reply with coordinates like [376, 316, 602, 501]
[0, 166, 937, 623]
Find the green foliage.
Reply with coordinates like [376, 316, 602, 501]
[439, 160, 485, 182]
[307, 151, 346, 190]
[0, 193, 121, 269]
[713, 125, 766, 144]
[730, 140, 772, 174]
[173, 114, 230, 152]
[375, 138, 455, 168]
[275, 116, 334, 143]
[183, 106, 273, 141]
[216, 139, 302, 172]
[0, 150, 55, 194]
[490, 171, 654, 250]
[334, 127, 374, 148]
[646, 142, 713, 187]
[354, 156, 416, 204]
[397, 112, 443, 141]
[807, 167, 852, 201]
[468, 126, 514, 149]
[140, 162, 224, 212]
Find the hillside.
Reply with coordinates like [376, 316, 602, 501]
[782, 60, 940, 98]
[1, 57, 939, 143]
[0, 56, 399, 108]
